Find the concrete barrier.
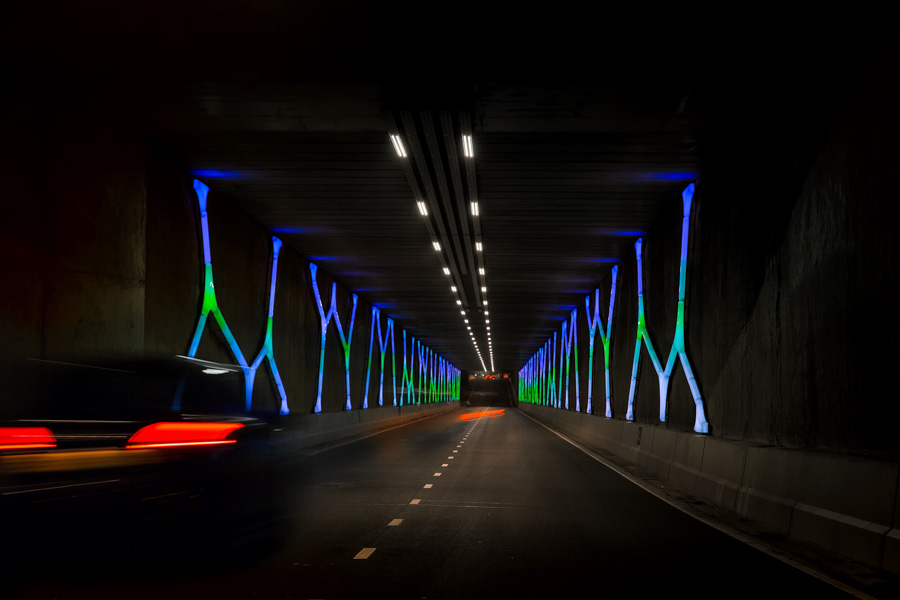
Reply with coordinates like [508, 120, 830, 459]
[516, 403, 900, 575]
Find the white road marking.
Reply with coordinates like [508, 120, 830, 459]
[442, 464, 449, 467]
[434, 473, 442, 476]
[410, 499, 421, 505]
[354, 547, 376, 559]
[388, 519, 403, 526]
[424, 484, 433, 489]
[453, 450, 458, 453]
[448, 456, 454, 459]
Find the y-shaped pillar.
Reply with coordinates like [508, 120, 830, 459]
[176, 179, 250, 411]
[585, 265, 618, 417]
[363, 308, 396, 408]
[559, 309, 579, 411]
[310, 263, 358, 412]
[626, 184, 709, 433]
[247, 237, 290, 415]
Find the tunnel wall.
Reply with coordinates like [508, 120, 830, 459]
[1, 103, 460, 425]
[520, 59, 900, 460]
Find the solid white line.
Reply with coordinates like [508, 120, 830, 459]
[517, 410, 878, 600]
[388, 519, 403, 526]
[354, 547, 376, 559]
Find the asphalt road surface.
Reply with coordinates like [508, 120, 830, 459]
[11, 405, 856, 599]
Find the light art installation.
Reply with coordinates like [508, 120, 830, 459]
[363, 307, 396, 408]
[246, 237, 290, 415]
[585, 266, 618, 417]
[310, 263, 358, 412]
[559, 309, 579, 411]
[400, 331, 416, 405]
[626, 184, 709, 433]
[179, 180, 250, 411]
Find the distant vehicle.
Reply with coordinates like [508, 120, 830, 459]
[0, 356, 287, 574]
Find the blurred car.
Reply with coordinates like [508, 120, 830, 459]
[0, 355, 288, 576]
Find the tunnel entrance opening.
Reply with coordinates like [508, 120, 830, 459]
[463, 379, 514, 407]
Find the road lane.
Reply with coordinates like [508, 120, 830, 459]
[14, 407, 856, 599]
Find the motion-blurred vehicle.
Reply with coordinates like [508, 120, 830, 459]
[0, 356, 288, 575]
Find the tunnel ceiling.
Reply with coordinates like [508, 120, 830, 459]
[151, 81, 700, 373]
[2, 3, 886, 373]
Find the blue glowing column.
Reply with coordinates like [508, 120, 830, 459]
[626, 184, 709, 433]
[417, 342, 428, 404]
[363, 308, 396, 408]
[585, 266, 619, 417]
[247, 237, 290, 415]
[310, 263, 358, 412]
[400, 330, 415, 406]
[548, 332, 558, 408]
[559, 309, 579, 410]
[178, 179, 251, 411]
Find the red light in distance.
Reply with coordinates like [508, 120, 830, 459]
[0, 427, 56, 450]
[126, 422, 244, 449]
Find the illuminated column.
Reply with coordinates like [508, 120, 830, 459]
[247, 237, 290, 415]
[400, 330, 415, 406]
[585, 266, 618, 418]
[363, 308, 396, 409]
[548, 332, 558, 408]
[417, 342, 428, 404]
[178, 179, 250, 411]
[310, 263, 358, 412]
[559, 309, 579, 410]
[626, 184, 709, 433]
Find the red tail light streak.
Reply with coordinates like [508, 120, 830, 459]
[0, 427, 57, 450]
[459, 409, 505, 421]
[126, 422, 244, 449]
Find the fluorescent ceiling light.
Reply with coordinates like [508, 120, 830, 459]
[432, 241, 441, 251]
[481, 286, 486, 292]
[417, 201, 428, 216]
[462, 135, 474, 158]
[390, 134, 407, 157]
[479, 268, 485, 275]
[475, 242, 483, 251]
[471, 202, 479, 216]
[443, 267, 450, 275]
[451, 286, 457, 292]
[456, 300, 462, 305]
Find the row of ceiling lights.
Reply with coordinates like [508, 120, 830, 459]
[390, 132, 493, 372]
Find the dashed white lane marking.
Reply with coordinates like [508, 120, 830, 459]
[448, 456, 454, 459]
[442, 464, 449, 467]
[424, 484, 433, 488]
[410, 499, 421, 505]
[457, 445, 462, 447]
[388, 519, 403, 526]
[434, 472, 442, 476]
[453, 450, 458, 453]
[354, 547, 376, 559]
